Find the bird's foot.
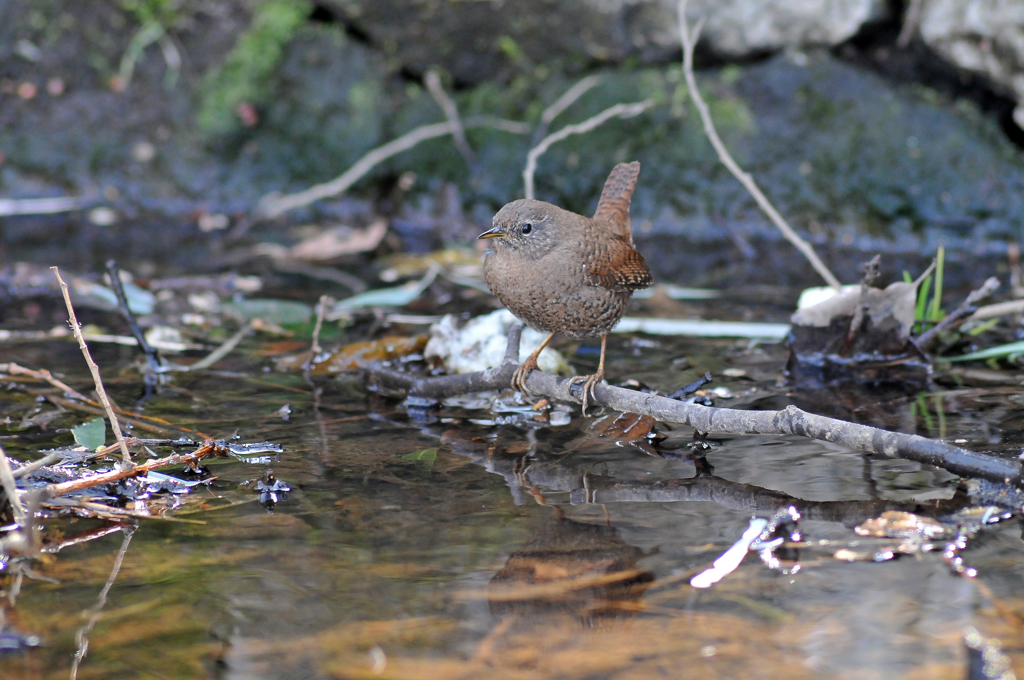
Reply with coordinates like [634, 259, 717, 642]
[568, 368, 605, 416]
[512, 356, 540, 397]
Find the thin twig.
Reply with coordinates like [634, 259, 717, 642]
[106, 260, 163, 384]
[523, 99, 655, 200]
[175, 320, 254, 372]
[10, 452, 65, 480]
[0, 362, 90, 401]
[256, 116, 529, 219]
[677, 0, 841, 290]
[897, 0, 925, 48]
[303, 295, 331, 374]
[51, 267, 132, 466]
[42, 439, 222, 498]
[363, 327, 1021, 484]
[917, 277, 1000, 350]
[0, 443, 26, 526]
[533, 74, 603, 144]
[311, 295, 329, 357]
[424, 70, 475, 164]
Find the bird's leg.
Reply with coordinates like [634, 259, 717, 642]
[569, 333, 607, 416]
[512, 332, 556, 397]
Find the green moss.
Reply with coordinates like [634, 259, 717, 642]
[197, 0, 312, 136]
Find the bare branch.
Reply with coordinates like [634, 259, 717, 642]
[0, 362, 90, 401]
[424, 69, 475, 163]
[256, 116, 528, 219]
[523, 99, 655, 200]
[533, 74, 604, 143]
[0, 443, 26, 526]
[917, 276, 1000, 350]
[42, 439, 222, 498]
[677, 0, 841, 290]
[897, 0, 925, 48]
[52, 267, 132, 466]
[363, 327, 1020, 484]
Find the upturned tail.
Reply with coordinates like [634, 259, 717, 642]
[593, 161, 640, 241]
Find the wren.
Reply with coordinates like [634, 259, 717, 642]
[479, 161, 653, 414]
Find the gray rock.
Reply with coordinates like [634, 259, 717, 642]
[918, 0, 1024, 127]
[325, 0, 888, 85]
[657, 0, 887, 56]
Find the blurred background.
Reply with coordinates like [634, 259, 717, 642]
[2, 0, 1024, 289]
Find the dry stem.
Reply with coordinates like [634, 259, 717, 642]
[677, 0, 841, 290]
[917, 276, 1000, 350]
[51, 267, 132, 466]
[0, 443, 27, 526]
[42, 439, 222, 497]
[523, 99, 655, 200]
[0, 362, 89, 401]
[256, 116, 529, 219]
[424, 70, 475, 163]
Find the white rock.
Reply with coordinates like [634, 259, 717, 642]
[425, 310, 572, 375]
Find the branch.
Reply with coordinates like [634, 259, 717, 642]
[424, 70, 475, 164]
[41, 439, 224, 498]
[523, 99, 655, 200]
[256, 116, 529, 219]
[363, 327, 1021, 484]
[917, 276, 1000, 350]
[52, 267, 132, 466]
[533, 74, 603, 144]
[896, 0, 925, 48]
[677, 0, 841, 290]
[0, 443, 27, 526]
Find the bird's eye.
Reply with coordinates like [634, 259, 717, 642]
[521, 222, 533, 235]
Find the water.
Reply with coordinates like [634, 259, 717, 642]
[2, 297, 1024, 679]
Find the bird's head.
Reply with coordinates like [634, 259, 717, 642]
[478, 199, 568, 258]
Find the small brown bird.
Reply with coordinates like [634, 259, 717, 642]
[479, 161, 653, 413]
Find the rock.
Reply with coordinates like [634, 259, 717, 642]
[425, 310, 571, 375]
[918, 0, 1024, 128]
[685, 0, 887, 56]
[324, 0, 888, 85]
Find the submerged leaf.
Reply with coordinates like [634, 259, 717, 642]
[402, 448, 438, 469]
[71, 417, 106, 450]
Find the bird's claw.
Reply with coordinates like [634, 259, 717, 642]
[511, 356, 540, 397]
[569, 369, 604, 416]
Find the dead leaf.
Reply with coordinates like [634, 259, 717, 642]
[854, 511, 949, 540]
[310, 336, 427, 373]
[288, 218, 387, 262]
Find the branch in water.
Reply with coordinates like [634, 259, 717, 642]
[364, 324, 1021, 484]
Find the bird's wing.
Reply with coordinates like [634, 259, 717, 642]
[584, 237, 653, 291]
[592, 161, 640, 241]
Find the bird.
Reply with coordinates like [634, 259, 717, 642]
[478, 161, 653, 414]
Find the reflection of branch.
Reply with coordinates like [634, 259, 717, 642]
[523, 100, 655, 200]
[52, 267, 132, 466]
[70, 525, 136, 680]
[256, 116, 529, 219]
[365, 326, 1021, 483]
[677, 0, 841, 290]
[424, 70, 475, 164]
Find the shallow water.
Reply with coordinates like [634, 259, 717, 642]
[2, 303, 1024, 679]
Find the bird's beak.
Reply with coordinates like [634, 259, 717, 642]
[478, 227, 505, 240]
